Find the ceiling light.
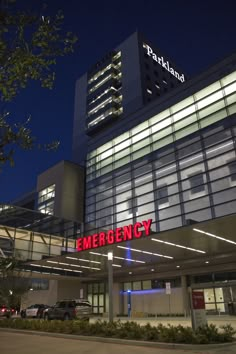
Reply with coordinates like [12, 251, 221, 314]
[151, 268, 155, 272]
[117, 245, 173, 259]
[129, 272, 132, 275]
[90, 250, 145, 263]
[193, 228, 236, 245]
[205, 261, 209, 264]
[151, 238, 205, 254]
[176, 265, 180, 268]
[66, 256, 101, 264]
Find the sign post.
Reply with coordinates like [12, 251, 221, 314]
[191, 291, 207, 330]
[165, 282, 171, 315]
[127, 290, 132, 318]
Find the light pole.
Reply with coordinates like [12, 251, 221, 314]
[107, 251, 113, 322]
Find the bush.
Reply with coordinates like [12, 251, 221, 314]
[0, 318, 235, 344]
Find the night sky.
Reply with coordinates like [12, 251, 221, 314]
[1, 0, 236, 203]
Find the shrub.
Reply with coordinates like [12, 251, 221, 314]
[0, 318, 235, 344]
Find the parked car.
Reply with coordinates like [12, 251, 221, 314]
[21, 304, 49, 318]
[44, 299, 92, 321]
[0, 305, 11, 318]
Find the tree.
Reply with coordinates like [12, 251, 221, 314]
[0, 1, 78, 166]
[0, 256, 29, 309]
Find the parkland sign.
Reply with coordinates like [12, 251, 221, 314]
[143, 44, 185, 83]
[77, 219, 152, 252]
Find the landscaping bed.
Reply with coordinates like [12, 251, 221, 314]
[0, 319, 235, 344]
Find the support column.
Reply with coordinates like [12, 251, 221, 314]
[108, 251, 113, 322]
[181, 275, 190, 316]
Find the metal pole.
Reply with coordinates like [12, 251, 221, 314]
[108, 252, 113, 322]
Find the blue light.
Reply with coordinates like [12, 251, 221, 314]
[123, 288, 163, 295]
[126, 243, 131, 263]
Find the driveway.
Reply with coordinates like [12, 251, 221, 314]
[1, 331, 236, 354]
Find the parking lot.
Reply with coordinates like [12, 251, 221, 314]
[1, 331, 236, 354]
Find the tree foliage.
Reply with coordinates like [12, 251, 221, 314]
[0, 1, 77, 166]
[0, 256, 29, 308]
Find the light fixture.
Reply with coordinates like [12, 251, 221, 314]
[193, 228, 236, 245]
[117, 245, 173, 259]
[151, 268, 155, 272]
[66, 257, 101, 264]
[129, 272, 132, 275]
[151, 238, 205, 254]
[90, 251, 146, 263]
[176, 265, 180, 268]
[108, 251, 113, 261]
[205, 261, 209, 264]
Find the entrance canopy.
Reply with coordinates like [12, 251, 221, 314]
[25, 214, 236, 281]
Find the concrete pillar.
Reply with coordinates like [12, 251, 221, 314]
[118, 283, 124, 315]
[108, 252, 113, 322]
[181, 275, 190, 316]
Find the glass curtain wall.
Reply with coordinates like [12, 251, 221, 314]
[85, 71, 236, 234]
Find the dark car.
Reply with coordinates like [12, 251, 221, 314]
[21, 304, 49, 318]
[44, 299, 92, 321]
[0, 305, 11, 318]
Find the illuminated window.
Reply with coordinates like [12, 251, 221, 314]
[86, 71, 236, 181]
[38, 184, 55, 215]
[87, 97, 112, 116]
[88, 74, 112, 93]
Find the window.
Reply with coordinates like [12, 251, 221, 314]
[38, 184, 55, 204]
[228, 160, 236, 181]
[156, 184, 168, 207]
[189, 172, 205, 194]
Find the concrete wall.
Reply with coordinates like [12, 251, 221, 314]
[21, 280, 58, 309]
[21, 279, 87, 310]
[57, 279, 86, 300]
[37, 160, 84, 223]
[72, 74, 89, 164]
[60, 162, 84, 222]
[122, 288, 184, 315]
[116, 31, 143, 117]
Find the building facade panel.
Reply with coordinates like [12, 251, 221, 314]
[84, 71, 236, 235]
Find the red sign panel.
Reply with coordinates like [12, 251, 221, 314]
[77, 219, 152, 252]
[192, 291, 205, 310]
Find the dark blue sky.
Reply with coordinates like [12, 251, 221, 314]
[1, 0, 236, 202]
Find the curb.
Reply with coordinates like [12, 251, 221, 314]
[0, 328, 235, 350]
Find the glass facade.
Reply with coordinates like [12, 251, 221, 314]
[87, 282, 106, 314]
[37, 184, 55, 215]
[84, 71, 236, 234]
[86, 51, 123, 130]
